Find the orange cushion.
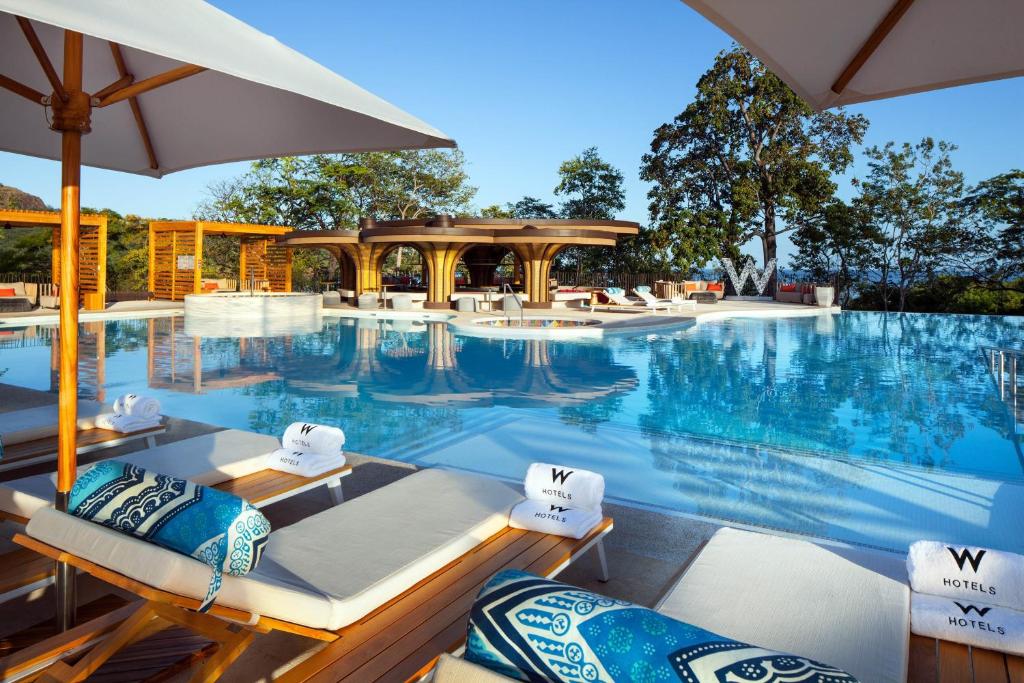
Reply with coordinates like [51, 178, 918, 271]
[0, 288, 16, 297]
[203, 282, 219, 291]
[706, 282, 723, 292]
[780, 284, 797, 293]
[684, 283, 699, 292]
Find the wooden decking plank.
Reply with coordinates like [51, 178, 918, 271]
[1006, 654, 1024, 683]
[284, 529, 563, 683]
[0, 547, 52, 595]
[333, 533, 570, 683]
[971, 648, 1009, 683]
[909, 636, 938, 683]
[938, 641, 972, 683]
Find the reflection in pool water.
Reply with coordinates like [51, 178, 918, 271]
[1, 311, 1022, 552]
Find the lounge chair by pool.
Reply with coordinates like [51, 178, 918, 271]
[10, 468, 612, 682]
[590, 289, 681, 314]
[0, 402, 165, 474]
[0, 429, 351, 610]
[432, 526, 910, 683]
[633, 286, 695, 312]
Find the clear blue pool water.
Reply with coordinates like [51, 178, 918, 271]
[2, 310, 1022, 552]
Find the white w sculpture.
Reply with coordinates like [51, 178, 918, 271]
[721, 258, 776, 296]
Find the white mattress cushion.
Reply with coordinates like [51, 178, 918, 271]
[658, 527, 910, 683]
[0, 400, 103, 445]
[0, 429, 277, 519]
[433, 654, 511, 683]
[26, 468, 523, 630]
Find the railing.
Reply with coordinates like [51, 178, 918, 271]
[503, 283, 523, 327]
[0, 272, 51, 284]
[983, 346, 1023, 432]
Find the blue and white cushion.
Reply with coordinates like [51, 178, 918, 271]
[69, 460, 271, 611]
[466, 570, 859, 682]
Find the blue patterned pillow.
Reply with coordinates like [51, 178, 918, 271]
[466, 570, 859, 682]
[69, 460, 271, 612]
[635, 285, 652, 294]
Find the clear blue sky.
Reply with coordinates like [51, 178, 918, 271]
[3, 0, 1022, 265]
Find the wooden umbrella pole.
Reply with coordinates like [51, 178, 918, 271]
[52, 29, 89, 632]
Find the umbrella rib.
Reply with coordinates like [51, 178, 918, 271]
[15, 16, 67, 102]
[96, 64, 206, 108]
[92, 73, 134, 101]
[107, 43, 158, 171]
[831, 0, 915, 95]
[0, 72, 46, 104]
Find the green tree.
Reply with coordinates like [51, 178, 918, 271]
[792, 200, 877, 307]
[853, 138, 968, 312]
[959, 170, 1024, 293]
[197, 150, 476, 287]
[640, 46, 868, 281]
[553, 147, 626, 273]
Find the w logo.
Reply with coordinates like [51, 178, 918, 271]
[551, 468, 573, 485]
[549, 505, 569, 513]
[948, 547, 986, 572]
[954, 602, 991, 617]
[721, 257, 777, 296]
[299, 424, 317, 436]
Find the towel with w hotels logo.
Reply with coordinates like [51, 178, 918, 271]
[911, 593, 1024, 655]
[523, 462, 605, 510]
[908, 540, 1024, 610]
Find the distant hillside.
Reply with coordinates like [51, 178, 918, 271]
[0, 184, 48, 211]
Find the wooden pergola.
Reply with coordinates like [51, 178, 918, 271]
[147, 220, 293, 301]
[0, 209, 107, 310]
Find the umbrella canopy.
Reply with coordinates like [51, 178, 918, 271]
[0, 0, 454, 177]
[681, 0, 1024, 110]
[0, 0, 454, 632]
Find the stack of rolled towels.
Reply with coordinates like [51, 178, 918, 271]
[94, 394, 163, 433]
[509, 462, 604, 539]
[908, 540, 1024, 655]
[265, 422, 346, 478]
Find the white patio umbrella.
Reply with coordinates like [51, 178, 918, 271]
[681, 0, 1024, 110]
[0, 0, 453, 629]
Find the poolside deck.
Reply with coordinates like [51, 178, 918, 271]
[2, 353, 1017, 681]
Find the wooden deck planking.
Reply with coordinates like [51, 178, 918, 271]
[908, 637, 1024, 683]
[0, 547, 52, 596]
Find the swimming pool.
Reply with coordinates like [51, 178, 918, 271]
[2, 310, 1022, 552]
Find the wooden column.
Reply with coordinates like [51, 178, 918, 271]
[53, 28, 89, 632]
[514, 243, 563, 307]
[147, 222, 156, 296]
[192, 222, 204, 295]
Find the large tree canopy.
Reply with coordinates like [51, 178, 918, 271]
[640, 47, 868, 277]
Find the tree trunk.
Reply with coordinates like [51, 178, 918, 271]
[762, 204, 778, 295]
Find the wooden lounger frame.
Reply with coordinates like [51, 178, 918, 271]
[10, 518, 612, 682]
[0, 424, 166, 474]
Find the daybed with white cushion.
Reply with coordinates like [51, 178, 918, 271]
[432, 527, 910, 683]
[13, 467, 613, 681]
[0, 429, 351, 613]
[0, 400, 165, 473]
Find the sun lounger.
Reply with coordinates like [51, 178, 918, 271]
[431, 526, 909, 683]
[656, 527, 910, 683]
[590, 290, 684, 314]
[0, 401, 165, 474]
[633, 287, 695, 312]
[0, 429, 351, 606]
[11, 468, 612, 682]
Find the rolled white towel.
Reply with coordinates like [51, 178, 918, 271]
[94, 413, 162, 434]
[112, 393, 161, 419]
[908, 540, 1024, 611]
[265, 449, 346, 478]
[508, 499, 602, 540]
[281, 422, 345, 456]
[911, 592, 1024, 656]
[523, 462, 604, 509]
